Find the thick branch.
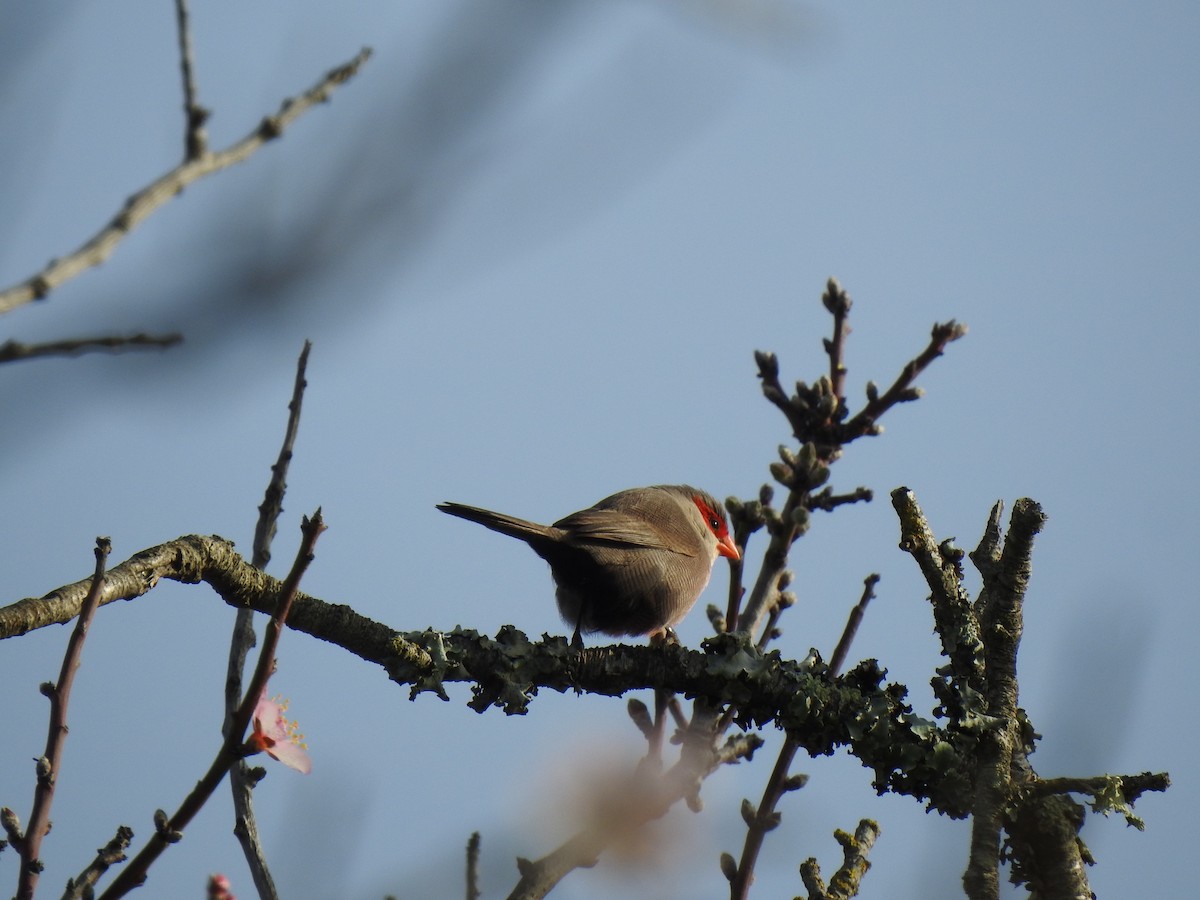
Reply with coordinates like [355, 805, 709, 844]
[963, 500, 1045, 900]
[890, 487, 984, 688]
[1, 536, 986, 817]
[3, 534, 1170, 832]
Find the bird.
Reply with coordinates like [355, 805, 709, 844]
[438, 485, 740, 645]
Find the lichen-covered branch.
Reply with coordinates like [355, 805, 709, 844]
[2, 516, 1170, 896]
[798, 819, 880, 900]
[890, 487, 985, 692]
[0, 535, 982, 815]
[887, 490, 1169, 899]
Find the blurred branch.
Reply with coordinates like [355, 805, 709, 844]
[0, 48, 372, 316]
[0, 333, 182, 365]
[507, 733, 763, 900]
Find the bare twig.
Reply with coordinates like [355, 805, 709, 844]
[727, 739, 801, 899]
[728, 576, 876, 899]
[828, 574, 879, 677]
[838, 319, 967, 442]
[250, 342, 311, 573]
[0, 333, 182, 365]
[98, 513, 325, 899]
[63, 826, 135, 900]
[173, 0, 209, 159]
[0, 48, 372, 316]
[15, 538, 111, 900]
[822, 278, 852, 408]
[722, 486, 771, 632]
[466, 832, 482, 900]
[224, 341, 312, 899]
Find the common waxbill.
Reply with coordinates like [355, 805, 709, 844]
[438, 485, 739, 644]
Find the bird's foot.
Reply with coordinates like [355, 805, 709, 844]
[649, 627, 680, 647]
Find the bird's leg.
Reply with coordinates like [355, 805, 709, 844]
[571, 614, 584, 650]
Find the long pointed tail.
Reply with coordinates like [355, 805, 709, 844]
[437, 502, 555, 545]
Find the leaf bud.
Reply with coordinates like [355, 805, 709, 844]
[740, 798, 757, 826]
[783, 773, 810, 792]
[754, 350, 778, 378]
[720, 852, 738, 882]
[627, 699, 653, 736]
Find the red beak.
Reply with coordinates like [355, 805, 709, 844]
[717, 534, 740, 561]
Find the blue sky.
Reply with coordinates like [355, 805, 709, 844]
[1, 2, 1196, 897]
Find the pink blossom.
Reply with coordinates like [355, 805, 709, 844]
[248, 692, 312, 775]
[207, 873, 236, 899]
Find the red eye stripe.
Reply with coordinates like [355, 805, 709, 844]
[692, 496, 729, 539]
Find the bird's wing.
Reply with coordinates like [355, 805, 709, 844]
[554, 509, 698, 557]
